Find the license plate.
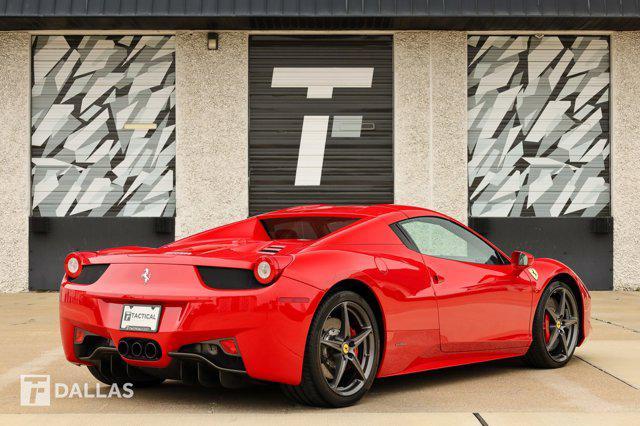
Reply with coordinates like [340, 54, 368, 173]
[120, 305, 161, 332]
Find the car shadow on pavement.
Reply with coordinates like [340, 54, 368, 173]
[125, 357, 528, 412]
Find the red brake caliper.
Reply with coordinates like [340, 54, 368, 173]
[351, 327, 358, 357]
[544, 313, 551, 343]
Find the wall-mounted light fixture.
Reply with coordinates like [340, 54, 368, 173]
[207, 33, 219, 50]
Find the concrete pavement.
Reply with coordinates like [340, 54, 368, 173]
[0, 291, 638, 425]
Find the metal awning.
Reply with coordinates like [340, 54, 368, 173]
[1, 0, 640, 30]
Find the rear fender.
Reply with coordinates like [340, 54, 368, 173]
[282, 250, 378, 291]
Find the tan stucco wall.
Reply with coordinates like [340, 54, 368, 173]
[0, 33, 30, 292]
[430, 32, 468, 223]
[175, 32, 249, 239]
[611, 32, 640, 290]
[394, 32, 468, 223]
[394, 33, 431, 210]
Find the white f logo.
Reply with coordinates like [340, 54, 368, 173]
[271, 67, 374, 186]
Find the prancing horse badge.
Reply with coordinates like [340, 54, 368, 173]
[141, 268, 151, 284]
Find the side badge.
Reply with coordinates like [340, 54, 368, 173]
[528, 267, 539, 281]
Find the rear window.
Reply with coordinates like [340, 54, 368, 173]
[261, 217, 359, 240]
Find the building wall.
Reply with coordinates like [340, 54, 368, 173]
[176, 30, 469, 237]
[0, 30, 631, 291]
[394, 33, 431, 210]
[0, 33, 30, 292]
[394, 32, 468, 224]
[429, 32, 468, 223]
[611, 32, 640, 290]
[175, 32, 249, 238]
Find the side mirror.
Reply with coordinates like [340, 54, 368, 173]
[511, 250, 534, 267]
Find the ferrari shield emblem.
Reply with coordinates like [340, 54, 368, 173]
[528, 268, 539, 281]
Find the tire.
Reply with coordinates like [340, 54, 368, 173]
[281, 291, 381, 407]
[87, 364, 165, 388]
[524, 281, 580, 368]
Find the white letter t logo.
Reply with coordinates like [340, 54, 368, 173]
[271, 67, 374, 186]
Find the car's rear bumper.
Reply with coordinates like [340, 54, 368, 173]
[59, 275, 324, 385]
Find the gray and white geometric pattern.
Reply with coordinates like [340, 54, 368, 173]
[467, 35, 610, 217]
[31, 35, 175, 217]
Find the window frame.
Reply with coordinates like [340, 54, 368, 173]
[391, 216, 510, 266]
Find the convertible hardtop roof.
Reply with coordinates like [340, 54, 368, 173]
[257, 204, 444, 219]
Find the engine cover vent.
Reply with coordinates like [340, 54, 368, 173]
[258, 244, 285, 255]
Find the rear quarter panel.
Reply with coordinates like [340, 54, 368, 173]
[281, 211, 442, 376]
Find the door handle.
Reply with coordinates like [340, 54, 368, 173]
[433, 274, 445, 284]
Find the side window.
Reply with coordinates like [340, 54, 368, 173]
[397, 217, 504, 265]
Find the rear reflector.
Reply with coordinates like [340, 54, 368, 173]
[74, 327, 88, 344]
[219, 339, 239, 355]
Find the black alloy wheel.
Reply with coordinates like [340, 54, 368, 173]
[281, 291, 380, 407]
[319, 300, 376, 397]
[525, 281, 581, 368]
[543, 286, 580, 362]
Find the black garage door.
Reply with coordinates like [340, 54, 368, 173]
[249, 35, 393, 215]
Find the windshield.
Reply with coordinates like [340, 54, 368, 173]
[261, 217, 359, 240]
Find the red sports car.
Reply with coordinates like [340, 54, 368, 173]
[60, 204, 590, 407]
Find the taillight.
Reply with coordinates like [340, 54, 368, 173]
[64, 253, 83, 279]
[253, 256, 279, 285]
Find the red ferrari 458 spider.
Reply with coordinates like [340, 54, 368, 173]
[60, 204, 590, 407]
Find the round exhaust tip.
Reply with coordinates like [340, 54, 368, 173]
[117, 340, 130, 356]
[131, 341, 143, 357]
[144, 342, 158, 359]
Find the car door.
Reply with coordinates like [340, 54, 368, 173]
[396, 216, 533, 352]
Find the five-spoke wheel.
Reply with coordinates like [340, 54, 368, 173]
[543, 286, 580, 362]
[319, 300, 376, 397]
[281, 291, 380, 407]
[525, 281, 581, 368]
